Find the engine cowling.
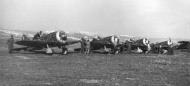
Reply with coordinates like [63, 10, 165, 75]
[56, 31, 66, 43]
[40, 31, 67, 43]
[111, 35, 119, 46]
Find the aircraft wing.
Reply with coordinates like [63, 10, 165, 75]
[15, 40, 47, 48]
[65, 40, 81, 45]
[154, 41, 170, 48]
[177, 41, 190, 49]
[178, 41, 190, 44]
[15, 40, 81, 48]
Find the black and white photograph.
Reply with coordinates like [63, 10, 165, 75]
[0, 0, 190, 86]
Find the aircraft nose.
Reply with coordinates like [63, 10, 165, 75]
[61, 35, 67, 40]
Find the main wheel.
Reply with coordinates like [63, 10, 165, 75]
[62, 48, 68, 55]
[46, 48, 53, 55]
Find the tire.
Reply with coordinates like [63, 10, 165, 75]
[62, 48, 68, 55]
[46, 48, 53, 55]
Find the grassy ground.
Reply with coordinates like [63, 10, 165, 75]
[0, 40, 190, 86]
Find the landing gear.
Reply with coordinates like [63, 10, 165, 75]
[114, 50, 119, 54]
[46, 48, 53, 55]
[46, 44, 53, 55]
[113, 46, 121, 54]
[104, 46, 111, 54]
[62, 47, 68, 55]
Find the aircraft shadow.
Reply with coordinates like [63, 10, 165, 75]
[13, 47, 81, 55]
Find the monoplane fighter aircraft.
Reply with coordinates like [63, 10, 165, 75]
[121, 38, 151, 54]
[90, 35, 120, 54]
[151, 38, 174, 54]
[177, 41, 190, 49]
[15, 31, 81, 55]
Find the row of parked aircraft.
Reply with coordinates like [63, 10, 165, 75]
[14, 30, 183, 55]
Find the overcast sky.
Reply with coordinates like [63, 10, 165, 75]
[1, 0, 190, 39]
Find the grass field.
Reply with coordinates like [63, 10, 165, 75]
[0, 40, 190, 86]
